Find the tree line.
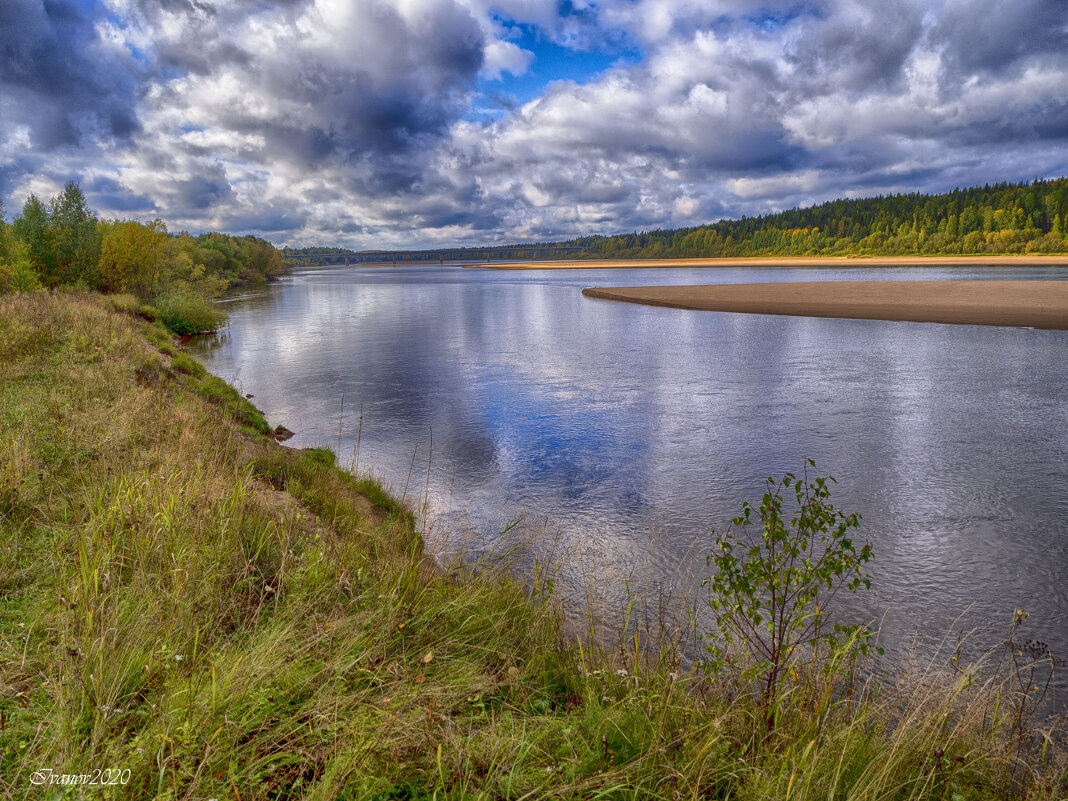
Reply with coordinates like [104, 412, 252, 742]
[0, 181, 286, 329]
[565, 178, 1068, 259]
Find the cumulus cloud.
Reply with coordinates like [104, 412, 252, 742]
[1, 0, 1066, 246]
[0, 0, 143, 151]
[443, 0, 1068, 239]
[482, 39, 535, 80]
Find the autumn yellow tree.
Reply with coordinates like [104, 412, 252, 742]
[98, 219, 181, 298]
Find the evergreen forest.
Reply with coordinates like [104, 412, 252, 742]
[566, 178, 1068, 259]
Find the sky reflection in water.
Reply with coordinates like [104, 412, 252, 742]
[192, 264, 1068, 673]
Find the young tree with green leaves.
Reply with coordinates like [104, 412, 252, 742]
[12, 194, 56, 286]
[0, 240, 44, 293]
[702, 462, 877, 729]
[0, 198, 8, 262]
[50, 181, 101, 288]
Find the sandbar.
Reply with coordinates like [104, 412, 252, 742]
[580, 280, 1068, 329]
[471, 255, 1068, 270]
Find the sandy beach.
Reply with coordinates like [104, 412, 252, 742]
[580, 280, 1068, 329]
[471, 255, 1068, 269]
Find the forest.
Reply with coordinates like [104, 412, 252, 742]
[565, 178, 1068, 259]
[0, 181, 286, 330]
[4, 177, 1065, 303]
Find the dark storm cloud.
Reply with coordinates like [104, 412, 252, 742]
[932, 0, 1068, 76]
[221, 206, 307, 235]
[84, 175, 156, 212]
[534, 171, 634, 205]
[150, 0, 485, 199]
[690, 128, 806, 176]
[785, 1, 925, 95]
[126, 0, 306, 75]
[174, 171, 233, 210]
[0, 160, 36, 206]
[0, 0, 142, 150]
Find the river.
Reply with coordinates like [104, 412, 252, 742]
[190, 263, 1068, 680]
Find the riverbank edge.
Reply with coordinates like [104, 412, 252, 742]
[2, 290, 1065, 799]
[469, 254, 1068, 269]
[581, 280, 1068, 329]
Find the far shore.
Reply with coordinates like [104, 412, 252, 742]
[581, 280, 1068, 329]
[470, 254, 1068, 269]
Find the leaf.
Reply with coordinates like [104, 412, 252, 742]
[423, 650, 433, 664]
[415, 674, 427, 684]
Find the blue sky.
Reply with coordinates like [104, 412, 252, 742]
[1, 0, 1066, 248]
[473, 22, 642, 116]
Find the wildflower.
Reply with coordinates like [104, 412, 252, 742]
[174, 654, 183, 661]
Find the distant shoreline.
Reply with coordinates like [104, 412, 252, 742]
[580, 280, 1068, 329]
[470, 255, 1068, 269]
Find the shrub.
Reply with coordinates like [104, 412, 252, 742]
[0, 241, 43, 294]
[154, 288, 224, 336]
[702, 460, 878, 722]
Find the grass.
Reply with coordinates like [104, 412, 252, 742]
[0, 289, 1065, 800]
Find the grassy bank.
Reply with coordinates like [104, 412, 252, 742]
[1, 291, 1064, 800]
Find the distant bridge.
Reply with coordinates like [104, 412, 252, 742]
[283, 245, 586, 266]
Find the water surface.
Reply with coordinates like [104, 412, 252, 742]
[192, 263, 1068, 674]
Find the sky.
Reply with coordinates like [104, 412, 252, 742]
[1, 0, 1066, 249]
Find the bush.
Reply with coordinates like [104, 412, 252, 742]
[0, 241, 43, 294]
[702, 460, 878, 722]
[154, 288, 224, 336]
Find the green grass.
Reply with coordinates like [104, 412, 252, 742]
[0, 290, 1064, 800]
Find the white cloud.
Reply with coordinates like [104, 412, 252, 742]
[4, 0, 1067, 248]
[482, 40, 535, 80]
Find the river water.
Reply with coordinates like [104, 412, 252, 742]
[190, 263, 1068, 676]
